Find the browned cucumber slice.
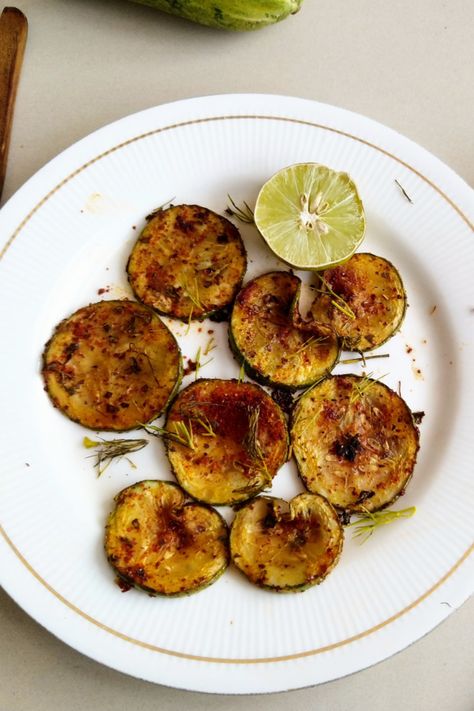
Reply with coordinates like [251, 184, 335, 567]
[42, 299, 182, 431]
[230, 493, 343, 592]
[291, 374, 419, 513]
[165, 379, 289, 505]
[308, 252, 407, 351]
[127, 204, 247, 320]
[229, 271, 340, 390]
[105, 480, 229, 596]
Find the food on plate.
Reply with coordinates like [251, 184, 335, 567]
[163, 378, 289, 505]
[40, 163, 420, 599]
[127, 0, 304, 31]
[230, 493, 343, 591]
[291, 374, 419, 513]
[42, 299, 182, 431]
[105, 480, 229, 596]
[253, 163, 365, 270]
[229, 271, 340, 390]
[307, 252, 407, 351]
[127, 204, 246, 321]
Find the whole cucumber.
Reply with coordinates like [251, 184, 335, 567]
[129, 0, 304, 31]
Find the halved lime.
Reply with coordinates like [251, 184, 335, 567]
[254, 163, 365, 270]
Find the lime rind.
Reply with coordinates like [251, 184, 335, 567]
[254, 163, 365, 271]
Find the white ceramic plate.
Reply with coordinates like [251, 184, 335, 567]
[0, 94, 473, 694]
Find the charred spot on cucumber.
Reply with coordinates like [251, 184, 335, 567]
[105, 480, 229, 596]
[308, 253, 406, 351]
[291, 374, 419, 513]
[165, 378, 289, 506]
[229, 271, 339, 390]
[230, 493, 343, 592]
[42, 299, 182, 431]
[127, 204, 247, 321]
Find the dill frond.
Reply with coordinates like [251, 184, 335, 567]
[348, 505, 416, 543]
[83, 436, 148, 477]
[225, 195, 255, 224]
[142, 420, 195, 450]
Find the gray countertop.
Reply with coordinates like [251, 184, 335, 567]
[1, 1, 473, 709]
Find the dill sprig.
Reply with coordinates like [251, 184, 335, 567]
[145, 196, 176, 221]
[184, 307, 193, 335]
[243, 407, 264, 461]
[349, 372, 388, 405]
[143, 420, 195, 450]
[191, 414, 216, 437]
[203, 336, 216, 356]
[194, 346, 202, 380]
[225, 195, 255, 224]
[313, 276, 356, 320]
[331, 299, 356, 320]
[194, 346, 213, 380]
[348, 505, 416, 543]
[83, 436, 148, 477]
[340, 353, 390, 365]
[181, 277, 204, 311]
[180, 409, 217, 438]
[234, 407, 273, 494]
[293, 335, 327, 356]
[246, 410, 272, 481]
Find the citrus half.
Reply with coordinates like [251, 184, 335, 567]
[254, 163, 365, 270]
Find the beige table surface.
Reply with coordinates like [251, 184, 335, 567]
[1, 1, 473, 709]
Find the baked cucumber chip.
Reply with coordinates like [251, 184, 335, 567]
[127, 204, 247, 320]
[291, 374, 419, 513]
[42, 299, 182, 431]
[105, 480, 229, 596]
[230, 493, 343, 592]
[308, 252, 407, 351]
[229, 271, 339, 390]
[165, 379, 289, 505]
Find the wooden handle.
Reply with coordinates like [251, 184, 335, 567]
[0, 7, 27, 202]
